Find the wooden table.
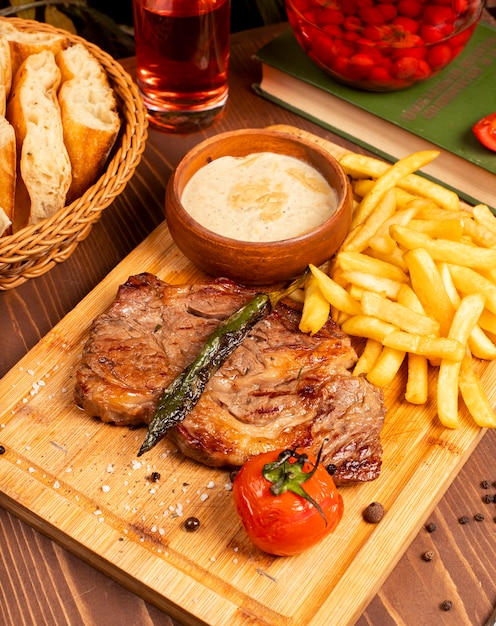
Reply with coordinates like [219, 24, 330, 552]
[1, 23, 495, 626]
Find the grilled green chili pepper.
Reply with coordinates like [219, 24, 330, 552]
[137, 270, 309, 457]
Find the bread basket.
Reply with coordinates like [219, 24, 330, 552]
[0, 17, 148, 290]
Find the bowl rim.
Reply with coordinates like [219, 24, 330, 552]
[167, 128, 352, 251]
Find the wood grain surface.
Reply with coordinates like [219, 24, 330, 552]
[0, 21, 495, 626]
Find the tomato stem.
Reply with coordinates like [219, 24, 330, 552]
[262, 446, 329, 525]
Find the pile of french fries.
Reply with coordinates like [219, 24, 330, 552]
[299, 148, 496, 429]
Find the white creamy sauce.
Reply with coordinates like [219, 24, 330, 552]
[181, 152, 338, 242]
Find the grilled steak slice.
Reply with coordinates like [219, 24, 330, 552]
[75, 273, 386, 484]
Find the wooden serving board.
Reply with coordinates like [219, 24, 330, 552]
[0, 142, 491, 625]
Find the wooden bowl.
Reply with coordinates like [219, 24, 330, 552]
[165, 129, 353, 285]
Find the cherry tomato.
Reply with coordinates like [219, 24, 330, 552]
[472, 113, 496, 152]
[232, 448, 344, 556]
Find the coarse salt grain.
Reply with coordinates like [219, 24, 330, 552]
[54, 480, 60, 489]
[200, 493, 208, 502]
[102, 485, 111, 493]
[132, 460, 142, 470]
[107, 464, 114, 473]
[207, 481, 215, 489]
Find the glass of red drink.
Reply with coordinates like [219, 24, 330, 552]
[132, 0, 230, 132]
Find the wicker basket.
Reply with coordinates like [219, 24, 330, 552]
[0, 17, 148, 290]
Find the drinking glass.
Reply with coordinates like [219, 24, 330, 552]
[132, 0, 230, 132]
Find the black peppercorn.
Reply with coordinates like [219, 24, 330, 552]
[326, 463, 338, 476]
[184, 516, 201, 532]
[150, 472, 161, 482]
[425, 522, 437, 533]
[0, 445, 5, 455]
[440, 600, 453, 611]
[458, 515, 470, 525]
[481, 480, 491, 489]
[363, 502, 385, 524]
[482, 494, 493, 504]
[474, 513, 485, 522]
[422, 550, 435, 561]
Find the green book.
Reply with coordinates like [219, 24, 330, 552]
[254, 23, 496, 208]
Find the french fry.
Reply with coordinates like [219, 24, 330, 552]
[339, 153, 390, 179]
[367, 346, 406, 387]
[382, 331, 464, 361]
[339, 270, 403, 300]
[439, 263, 496, 361]
[405, 353, 429, 404]
[396, 283, 426, 315]
[459, 352, 496, 427]
[353, 338, 383, 376]
[299, 274, 330, 335]
[448, 264, 496, 315]
[437, 294, 486, 428]
[352, 178, 375, 198]
[348, 284, 364, 301]
[342, 188, 396, 252]
[308, 264, 362, 316]
[348, 150, 440, 228]
[436, 357, 461, 428]
[478, 308, 496, 336]
[360, 291, 440, 336]
[368, 206, 418, 255]
[408, 218, 463, 241]
[404, 248, 455, 336]
[396, 174, 459, 212]
[367, 245, 408, 271]
[341, 315, 397, 343]
[413, 203, 464, 221]
[468, 326, 496, 361]
[472, 203, 496, 235]
[288, 287, 305, 304]
[339, 152, 459, 211]
[394, 188, 421, 210]
[391, 224, 496, 270]
[462, 217, 496, 248]
[335, 250, 409, 283]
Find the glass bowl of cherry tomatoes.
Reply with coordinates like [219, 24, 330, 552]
[285, 0, 485, 91]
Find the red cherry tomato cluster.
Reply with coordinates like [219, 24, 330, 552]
[286, 0, 482, 90]
[232, 448, 344, 556]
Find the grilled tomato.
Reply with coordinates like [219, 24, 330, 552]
[232, 448, 344, 556]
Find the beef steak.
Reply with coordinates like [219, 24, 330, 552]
[75, 273, 386, 484]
